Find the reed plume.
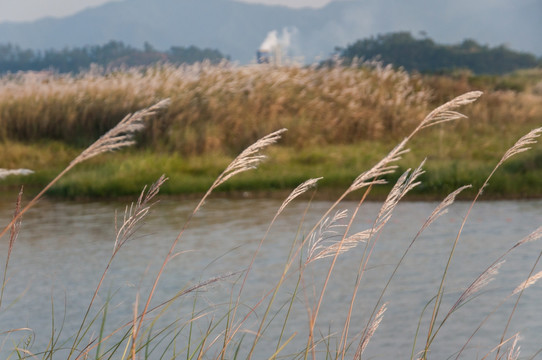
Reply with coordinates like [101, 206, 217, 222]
[308, 162, 425, 264]
[482, 333, 521, 360]
[348, 139, 409, 193]
[418, 91, 483, 130]
[505, 334, 521, 360]
[513, 226, 542, 248]
[500, 127, 542, 163]
[375, 160, 425, 228]
[354, 303, 387, 359]
[306, 209, 349, 263]
[194, 128, 287, 213]
[114, 175, 168, 252]
[425, 185, 472, 225]
[513, 270, 542, 295]
[277, 177, 323, 216]
[450, 260, 505, 314]
[72, 98, 171, 165]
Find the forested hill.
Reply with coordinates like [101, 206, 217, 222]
[0, 41, 228, 73]
[338, 32, 541, 75]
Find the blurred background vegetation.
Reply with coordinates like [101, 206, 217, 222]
[0, 32, 541, 199]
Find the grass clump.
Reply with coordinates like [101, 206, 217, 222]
[1, 91, 541, 359]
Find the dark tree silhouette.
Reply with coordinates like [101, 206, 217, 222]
[338, 32, 541, 75]
[0, 41, 228, 74]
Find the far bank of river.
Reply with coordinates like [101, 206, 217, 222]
[2, 140, 542, 200]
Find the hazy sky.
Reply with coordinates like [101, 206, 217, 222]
[0, 0, 331, 22]
[1, 0, 539, 57]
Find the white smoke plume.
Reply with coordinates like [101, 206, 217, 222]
[259, 27, 296, 52]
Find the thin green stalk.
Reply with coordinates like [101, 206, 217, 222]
[187, 294, 198, 360]
[0, 187, 23, 310]
[275, 273, 302, 354]
[275, 233, 307, 356]
[221, 276, 237, 360]
[411, 296, 438, 360]
[103, 327, 132, 360]
[95, 299, 109, 360]
[269, 332, 297, 360]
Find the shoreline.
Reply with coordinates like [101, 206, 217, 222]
[2, 186, 541, 204]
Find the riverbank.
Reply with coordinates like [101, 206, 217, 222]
[2, 134, 541, 200]
[1, 64, 541, 199]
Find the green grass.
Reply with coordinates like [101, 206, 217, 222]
[3, 125, 542, 199]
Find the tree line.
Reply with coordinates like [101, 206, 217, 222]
[337, 32, 541, 75]
[0, 40, 228, 74]
[2, 33, 540, 75]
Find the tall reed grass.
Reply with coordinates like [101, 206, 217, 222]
[1, 62, 429, 154]
[2, 63, 541, 159]
[0, 80, 541, 359]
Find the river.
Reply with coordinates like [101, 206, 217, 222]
[0, 196, 541, 359]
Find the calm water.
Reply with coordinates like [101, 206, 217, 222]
[0, 196, 541, 359]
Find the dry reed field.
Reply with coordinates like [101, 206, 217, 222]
[1, 85, 542, 359]
[1, 63, 541, 158]
[2, 63, 542, 198]
[0, 62, 432, 154]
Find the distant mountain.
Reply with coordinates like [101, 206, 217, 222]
[0, 0, 540, 64]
